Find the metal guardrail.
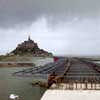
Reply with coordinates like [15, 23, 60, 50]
[51, 82, 100, 90]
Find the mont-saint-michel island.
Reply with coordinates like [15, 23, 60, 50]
[0, 36, 53, 67]
[10, 36, 52, 57]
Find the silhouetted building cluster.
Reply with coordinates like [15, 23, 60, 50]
[10, 36, 52, 57]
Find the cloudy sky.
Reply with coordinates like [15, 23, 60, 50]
[0, 0, 100, 56]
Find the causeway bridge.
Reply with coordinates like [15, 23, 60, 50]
[13, 57, 100, 90]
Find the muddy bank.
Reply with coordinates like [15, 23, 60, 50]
[0, 63, 35, 67]
[31, 80, 48, 88]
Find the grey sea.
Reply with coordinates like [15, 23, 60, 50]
[0, 67, 46, 100]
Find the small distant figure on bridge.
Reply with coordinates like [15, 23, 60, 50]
[53, 57, 59, 62]
[48, 72, 57, 88]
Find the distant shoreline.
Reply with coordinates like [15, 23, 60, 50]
[0, 56, 53, 67]
[0, 62, 35, 67]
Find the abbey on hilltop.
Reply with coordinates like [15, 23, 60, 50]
[10, 36, 52, 57]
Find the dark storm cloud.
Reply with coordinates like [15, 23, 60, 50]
[0, 0, 100, 55]
[0, 0, 100, 28]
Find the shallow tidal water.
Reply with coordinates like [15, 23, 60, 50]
[0, 67, 46, 100]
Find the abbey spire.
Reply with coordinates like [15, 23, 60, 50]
[28, 35, 31, 41]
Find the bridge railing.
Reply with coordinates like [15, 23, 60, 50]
[50, 82, 100, 90]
